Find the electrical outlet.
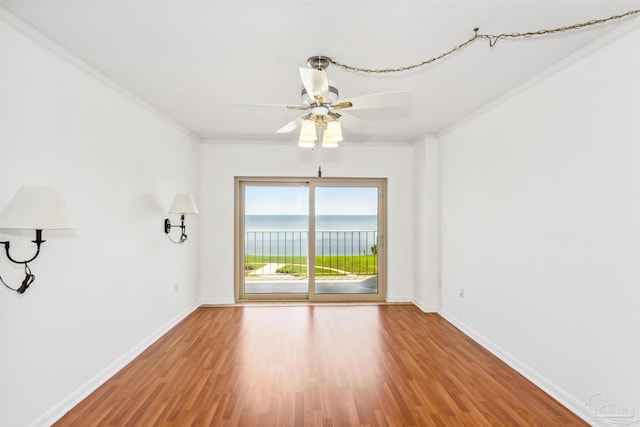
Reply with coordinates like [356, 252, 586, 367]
[174, 283, 179, 293]
[459, 288, 464, 298]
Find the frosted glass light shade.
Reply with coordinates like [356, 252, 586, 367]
[298, 120, 317, 147]
[298, 140, 315, 148]
[0, 186, 73, 230]
[325, 121, 343, 142]
[321, 137, 338, 148]
[321, 121, 342, 148]
[169, 193, 199, 215]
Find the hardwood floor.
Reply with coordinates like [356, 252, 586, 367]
[54, 304, 586, 426]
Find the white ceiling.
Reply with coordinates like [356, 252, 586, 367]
[2, 0, 640, 144]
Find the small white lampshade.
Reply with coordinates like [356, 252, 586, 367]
[0, 186, 73, 230]
[321, 121, 342, 148]
[169, 193, 199, 215]
[321, 136, 338, 148]
[298, 120, 317, 147]
[325, 121, 343, 142]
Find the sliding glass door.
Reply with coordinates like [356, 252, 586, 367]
[235, 177, 386, 302]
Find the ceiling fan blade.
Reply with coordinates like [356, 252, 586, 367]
[338, 112, 368, 132]
[230, 102, 310, 114]
[299, 68, 329, 103]
[229, 102, 286, 107]
[331, 101, 353, 110]
[276, 117, 302, 134]
[339, 90, 410, 110]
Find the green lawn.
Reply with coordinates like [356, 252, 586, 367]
[244, 263, 266, 271]
[245, 255, 306, 264]
[274, 265, 350, 276]
[244, 254, 377, 276]
[316, 255, 377, 275]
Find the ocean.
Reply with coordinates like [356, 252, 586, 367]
[244, 215, 378, 256]
[245, 214, 377, 231]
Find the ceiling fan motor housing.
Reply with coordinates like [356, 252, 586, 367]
[311, 106, 329, 116]
[301, 82, 338, 105]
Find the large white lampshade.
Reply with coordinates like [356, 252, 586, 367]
[0, 186, 73, 230]
[169, 193, 199, 215]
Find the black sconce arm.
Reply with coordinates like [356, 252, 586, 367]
[0, 230, 43, 294]
[164, 215, 188, 244]
[1, 229, 45, 264]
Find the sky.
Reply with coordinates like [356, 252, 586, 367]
[245, 186, 378, 215]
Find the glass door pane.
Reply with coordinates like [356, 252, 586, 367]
[313, 186, 379, 295]
[242, 185, 309, 296]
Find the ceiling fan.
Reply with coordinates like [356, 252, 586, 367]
[236, 56, 409, 148]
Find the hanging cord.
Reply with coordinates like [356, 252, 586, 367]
[331, 9, 640, 74]
[1, 263, 35, 294]
[166, 232, 187, 244]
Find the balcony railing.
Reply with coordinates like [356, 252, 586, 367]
[244, 230, 378, 276]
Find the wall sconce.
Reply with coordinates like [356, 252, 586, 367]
[0, 186, 73, 294]
[164, 193, 199, 244]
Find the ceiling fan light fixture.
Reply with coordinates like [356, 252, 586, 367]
[237, 55, 408, 148]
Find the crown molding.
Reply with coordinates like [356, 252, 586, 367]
[0, 7, 201, 143]
[437, 15, 640, 139]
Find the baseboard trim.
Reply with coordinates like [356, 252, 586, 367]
[438, 309, 591, 423]
[200, 298, 236, 306]
[30, 301, 201, 427]
[411, 298, 438, 313]
[386, 296, 412, 303]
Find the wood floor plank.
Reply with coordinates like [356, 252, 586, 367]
[54, 304, 587, 426]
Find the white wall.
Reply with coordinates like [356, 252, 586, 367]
[200, 142, 415, 304]
[438, 25, 640, 419]
[0, 13, 201, 427]
[412, 137, 440, 312]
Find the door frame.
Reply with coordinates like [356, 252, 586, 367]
[234, 176, 387, 302]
